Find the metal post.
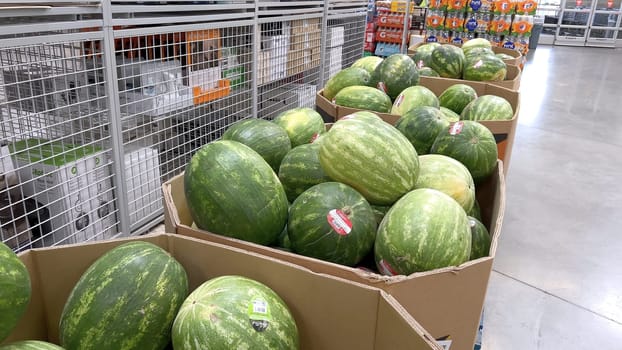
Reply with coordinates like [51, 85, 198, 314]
[101, 1, 132, 237]
[252, 1, 260, 118]
[318, 0, 330, 87]
[401, 0, 412, 53]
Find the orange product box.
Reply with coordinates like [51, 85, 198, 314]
[445, 12, 466, 31]
[489, 15, 512, 35]
[447, 0, 469, 11]
[511, 15, 534, 35]
[428, 0, 449, 10]
[426, 10, 446, 30]
[376, 12, 410, 29]
[516, 0, 537, 14]
[494, 0, 515, 13]
[375, 28, 404, 44]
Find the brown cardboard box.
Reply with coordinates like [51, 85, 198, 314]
[290, 18, 321, 34]
[408, 42, 524, 67]
[4, 233, 442, 350]
[163, 162, 506, 350]
[316, 80, 520, 173]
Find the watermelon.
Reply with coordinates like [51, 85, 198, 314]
[461, 95, 514, 121]
[273, 108, 326, 148]
[496, 53, 515, 61]
[391, 86, 439, 116]
[323, 67, 371, 101]
[351, 56, 383, 75]
[415, 154, 475, 212]
[184, 140, 289, 245]
[469, 216, 491, 260]
[0, 341, 64, 350]
[371, 205, 392, 226]
[467, 199, 482, 221]
[429, 45, 466, 79]
[430, 121, 498, 184]
[463, 47, 495, 60]
[319, 114, 419, 205]
[417, 67, 440, 77]
[463, 55, 507, 82]
[288, 182, 376, 266]
[438, 83, 478, 115]
[462, 38, 492, 54]
[370, 53, 419, 100]
[395, 106, 450, 155]
[222, 118, 291, 172]
[440, 106, 461, 122]
[59, 242, 189, 350]
[411, 43, 440, 68]
[333, 85, 392, 113]
[172, 276, 299, 350]
[278, 142, 331, 203]
[375, 188, 471, 275]
[275, 225, 292, 251]
[0, 242, 31, 343]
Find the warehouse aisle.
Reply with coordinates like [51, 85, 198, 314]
[482, 46, 622, 349]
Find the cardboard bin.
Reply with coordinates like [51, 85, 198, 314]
[4, 233, 442, 350]
[316, 81, 520, 174]
[163, 162, 506, 350]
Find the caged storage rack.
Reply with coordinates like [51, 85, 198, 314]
[0, 0, 368, 252]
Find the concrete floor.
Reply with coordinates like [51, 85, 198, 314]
[481, 46, 622, 349]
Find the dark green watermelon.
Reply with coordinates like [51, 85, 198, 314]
[278, 142, 331, 203]
[288, 182, 377, 266]
[184, 140, 289, 245]
[222, 118, 291, 172]
[469, 216, 491, 260]
[438, 84, 478, 115]
[417, 67, 440, 77]
[323, 67, 371, 101]
[391, 86, 439, 116]
[429, 45, 466, 79]
[0, 242, 31, 343]
[395, 106, 450, 155]
[0, 341, 64, 350]
[333, 85, 393, 113]
[411, 43, 440, 68]
[430, 121, 498, 184]
[467, 199, 482, 221]
[370, 53, 419, 100]
[440, 106, 461, 123]
[463, 55, 507, 82]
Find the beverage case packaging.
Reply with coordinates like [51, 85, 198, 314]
[429, 0, 449, 11]
[493, 0, 515, 14]
[516, 0, 537, 14]
[426, 10, 446, 30]
[445, 11, 466, 32]
[511, 15, 534, 36]
[467, 0, 495, 12]
[448, 0, 469, 12]
[489, 14, 512, 35]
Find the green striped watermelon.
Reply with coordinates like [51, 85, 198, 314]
[391, 86, 439, 116]
[323, 67, 371, 101]
[351, 56, 383, 75]
[463, 55, 507, 82]
[0, 341, 64, 350]
[222, 118, 291, 172]
[0, 242, 30, 343]
[440, 106, 461, 122]
[463, 47, 495, 60]
[184, 140, 289, 245]
[275, 224, 292, 251]
[429, 45, 466, 79]
[172, 276, 299, 350]
[462, 38, 493, 54]
[461, 95, 514, 121]
[333, 85, 392, 113]
[415, 154, 475, 212]
[370, 54, 419, 100]
[375, 188, 471, 275]
[278, 142, 331, 203]
[411, 43, 440, 68]
[273, 108, 326, 148]
[469, 216, 491, 260]
[59, 241, 189, 350]
[371, 205, 392, 226]
[319, 113, 419, 205]
[496, 53, 515, 61]
[417, 67, 440, 77]
[438, 84, 478, 115]
[467, 199, 482, 221]
[395, 106, 450, 155]
[430, 121, 498, 184]
[288, 182, 376, 266]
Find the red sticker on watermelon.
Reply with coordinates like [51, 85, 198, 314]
[449, 121, 464, 135]
[377, 82, 388, 94]
[310, 133, 320, 143]
[327, 209, 352, 236]
[378, 259, 398, 276]
[394, 94, 404, 107]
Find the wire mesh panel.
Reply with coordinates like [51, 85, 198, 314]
[323, 0, 368, 85]
[109, 4, 255, 232]
[0, 7, 119, 251]
[257, 3, 324, 118]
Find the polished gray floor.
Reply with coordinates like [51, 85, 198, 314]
[482, 46, 622, 349]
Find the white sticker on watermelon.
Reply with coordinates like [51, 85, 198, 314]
[327, 209, 352, 235]
[378, 259, 398, 276]
[395, 94, 405, 107]
[248, 298, 271, 332]
[377, 81, 388, 94]
[449, 121, 464, 135]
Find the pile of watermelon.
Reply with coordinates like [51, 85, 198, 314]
[412, 38, 509, 82]
[0, 240, 300, 349]
[183, 106, 494, 277]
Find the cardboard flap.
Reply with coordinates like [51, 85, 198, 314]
[163, 173, 192, 232]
